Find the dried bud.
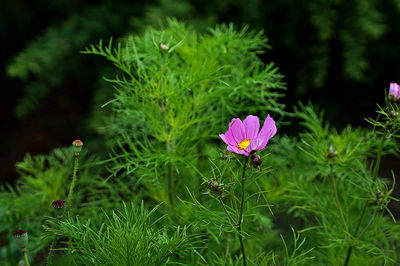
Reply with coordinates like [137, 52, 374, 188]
[160, 44, 169, 51]
[327, 145, 337, 158]
[208, 179, 223, 196]
[72, 139, 83, 155]
[251, 154, 262, 167]
[13, 230, 28, 249]
[52, 200, 66, 209]
[375, 191, 383, 200]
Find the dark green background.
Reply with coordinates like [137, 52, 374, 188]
[2, 0, 400, 183]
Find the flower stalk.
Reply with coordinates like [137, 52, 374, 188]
[329, 166, 348, 233]
[23, 249, 30, 266]
[218, 197, 237, 227]
[67, 154, 80, 216]
[237, 156, 249, 266]
[47, 200, 66, 265]
[13, 230, 29, 266]
[167, 147, 174, 206]
[228, 174, 240, 220]
[46, 238, 56, 266]
[158, 50, 175, 207]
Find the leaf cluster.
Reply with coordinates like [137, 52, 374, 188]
[44, 202, 196, 265]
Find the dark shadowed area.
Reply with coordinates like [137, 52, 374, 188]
[2, 0, 400, 188]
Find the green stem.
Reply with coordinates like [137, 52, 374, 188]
[344, 136, 385, 266]
[330, 166, 348, 233]
[238, 225, 247, 266]
[372, 136, 385, 181]
[46, 237, 56, 266]
[228, 174, 240, 220]
[163, 108, 174, 206]
[23, 250, 30, 266]
[67, 155, 80, 216]
[219, 197, 237, 227]
[237, 156, 249, 266]
[167, 150, 174, 206]
[357, 208, 379, 239]
[158, 52, 174, 207]
[343, 202, 367, 266]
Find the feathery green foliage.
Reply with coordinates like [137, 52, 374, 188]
[44, 202, 196, 265]
[84, 19, 285, 206]
[266, 103, 400, 265]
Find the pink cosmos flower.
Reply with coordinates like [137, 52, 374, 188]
[219, 115, 277, 156]
[389, 83, 400, 101]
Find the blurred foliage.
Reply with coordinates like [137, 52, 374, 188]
[6, 0, 400, 121]
[5, 0, 151, 117]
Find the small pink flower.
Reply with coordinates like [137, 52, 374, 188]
[219, 115, 277, 156]
[389, 83, 400, 101]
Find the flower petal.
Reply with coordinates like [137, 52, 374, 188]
[226, 127, 240, 145]
[246, 139, 259, 153]
[254, 115, 277, 151]
[220, 120, 242, 146]
[219, 134, 230, 146]
[396, 83, 400, 100]
[389, 83, 400, 101]
[229, 118, 245, 142]
[243, 115, 260, 140]
[227, 145, 249, 156]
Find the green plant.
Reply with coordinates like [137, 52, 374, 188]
[44, 202, 196, 265]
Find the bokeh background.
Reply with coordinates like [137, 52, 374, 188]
[2, 0, 400, 184]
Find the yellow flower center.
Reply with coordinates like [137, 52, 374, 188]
[238, 139, 251, 151]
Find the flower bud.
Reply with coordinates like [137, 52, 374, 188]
[390, 110, 399, 117]
[251, 154, 262, 167]
[327, 145, 337, 158]
[375, 191, 383, 200]
[160, 44, 169, 51]
[13, 230, 28, 249]
[389, 82, 400, 101]
[72, 139, 83, 155]
[208, 179, 223, 196]
[52, 200, 66, 209]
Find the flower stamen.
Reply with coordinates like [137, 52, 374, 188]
[238, 139, 251, 151]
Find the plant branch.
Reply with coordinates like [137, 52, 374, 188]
[357, 208, 379, 240]
[67, 154, 80, 216]
[23, 249, 30, 266]
[46, 237, 56, 266]
[228, 174, 239, 220]
[329, 166, 348, 233]
[218, 197, 238, 227]
[237, 156, 249, 266]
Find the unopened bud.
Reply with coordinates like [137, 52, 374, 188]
[160, 44, 169, 51]
[375, 191, 383, 200]
[72, 139, 83, 155]
[13, 230, 28, 249]
[389, 83, 400, 101]
[52, 200, 66, 209]
[208, 179, 223, 196]
[251, 154, 262, 167]
[390, 110, 399, 117]
[327, 145, 337, 158]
